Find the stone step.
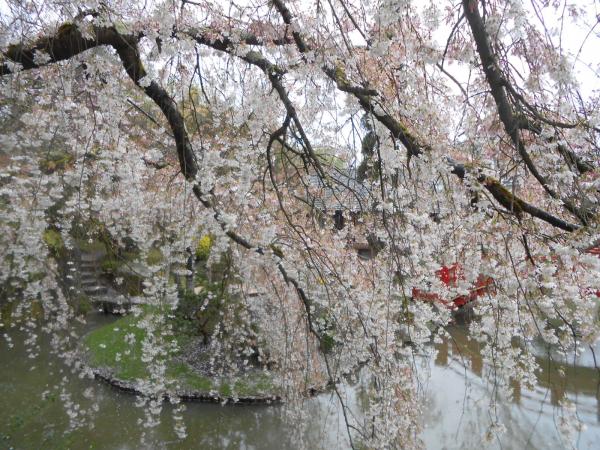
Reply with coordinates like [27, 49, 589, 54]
[80, 270, 97, 276]
[79, 271, 98, 278]
[93, 295, 149, 306]
[80, 271, 98, 278]
[94, 295, 129, 305]
[80, 259, 97, 265]
[79, 250, 105, 261]
[81, 278, 100, 287]
[80, 262, 98, 270]
[80, 270, 97, 277]
[80, 257, 103, 265]
[84, 286, 108, 295]
[83, 283, 106, 291]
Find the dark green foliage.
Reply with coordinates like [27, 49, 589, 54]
[357, 114, 379, 182]
[38, 150, 74, 174]
[173, 268, 231, 344]
[42, 227, 66, 259]
[319, 333, 336, 354]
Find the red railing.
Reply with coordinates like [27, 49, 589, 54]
[412, 263, 494, 309]
[412, 245, 600, 310]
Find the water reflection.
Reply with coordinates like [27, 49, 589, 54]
[0, 313, 351, 449]
[423, 325, 600, 449]
[2, 314, 600, 449]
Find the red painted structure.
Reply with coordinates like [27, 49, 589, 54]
[412, 244, 600, 310]
[587, 245, 600, 298]
[411, 263, 494, 310]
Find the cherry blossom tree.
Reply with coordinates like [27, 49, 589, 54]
[1, 0, 599, 447]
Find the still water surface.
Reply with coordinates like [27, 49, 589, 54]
[1, 312, 599, 449]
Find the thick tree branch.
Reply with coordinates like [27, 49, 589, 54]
[186, 32, 327, 180]
[327, 65, 426, 158]
[462, 0, 591, 225]
[272, 0, 579, 232]
[448, 157, 579, 232]
[2, 22, 334, 366]
[1, 23, 198, 180]
[503, 79, 600, 138]
[501, 82, 595, 175]
[184, 27, 293, 48]
[1, 16, 583, 233]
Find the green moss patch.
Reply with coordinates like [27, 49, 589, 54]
[146, 247, 164, 265]
[83, 313, 278, 399]
[73, 237, 107, 255]
[84, 314, 148, 380]
[42, 228, 64, 253]
[166, 362, 212, 392]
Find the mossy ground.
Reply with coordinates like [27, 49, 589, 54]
[83, 312, 277, 398]
[84, 313, 148, 380]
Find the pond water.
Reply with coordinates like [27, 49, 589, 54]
[1, 312, 599, 449]
[421, 326, 600, 449]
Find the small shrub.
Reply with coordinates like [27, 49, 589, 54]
[42, 228, 65, 257]
[195, 234, 213, 261]
[100, 258, 121, 274]
[146, 247, 163, 265]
